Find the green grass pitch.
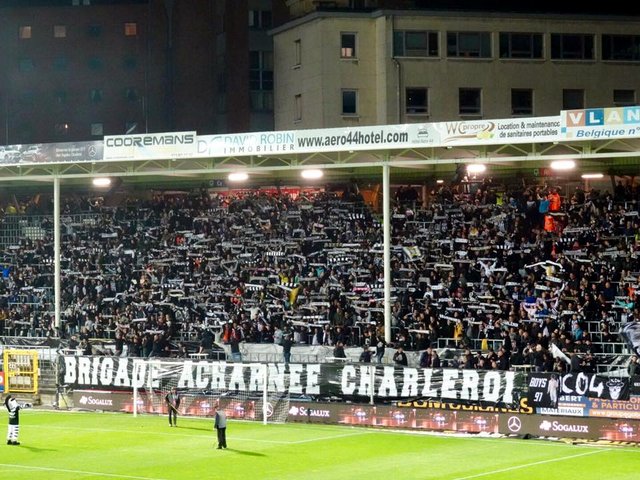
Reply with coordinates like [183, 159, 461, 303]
[0, 410, 638, 480]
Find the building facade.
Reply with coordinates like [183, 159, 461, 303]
[3, 1, 639, 143]
[213, 0, 289, 134]
[272, 8, 640, 130]
[0, 0, 157, 144]
[0, 0, 286, 145]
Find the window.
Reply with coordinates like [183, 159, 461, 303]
[511, 89, 533, 115]
[91, 123, 103, 136]
[217, 94, 226, 114]
[342, 89, 357, 115]
[447, 32, 491, 58]
[551, 34, 594, 60]
[19, 91, 35, 107]
[88, 24, 102, 37]
[54, 90, 68, 105]
[88, 57, 103, 70]
[563, 89, 584, 110]
[53, 56, 68, 71]
[406, 88, 429, 114]
[123, 56, 137, 70]
[125, 88, 138, 102]
[459, 88, 482, 115]
[19, 26, 32, 39]
[294, 94, 302, 122]
[613, 89, 636, 106]
[216, 33, 226, 56]
[54, 25, 67, 38]
[294, 39, 301, 66]
[248, 10, 272, 29]
[124, 22, 137, 36]
[393, 31, 438, 57]
[19, 58, 34, 72]
[249, 50, 274, 101]
[249, 91, 273, 111]
[499, 33, 543, 59]
[54, 122, 70, 136]
[341, 33, 356, 58]
[602, 35, 640, 61]
[90, 89, 103, 103]
[249, 51, 273, 90]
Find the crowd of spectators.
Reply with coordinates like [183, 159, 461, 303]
[0, 178, 639, 374]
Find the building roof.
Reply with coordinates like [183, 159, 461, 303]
[271, 6, 640, 35]
[0, 0, 147, 7]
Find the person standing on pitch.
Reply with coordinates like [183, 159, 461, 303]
[165, 387, 181, 427]
[213, 404, 227, 449]
[5, 395, 32, 445]
[282, 333, 293, 365]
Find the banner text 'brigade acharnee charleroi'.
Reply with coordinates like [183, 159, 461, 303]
[62, 356, 519, 405]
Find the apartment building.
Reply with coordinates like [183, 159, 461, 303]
[273, 8, 640, 129]
[0, 0, 287, 144]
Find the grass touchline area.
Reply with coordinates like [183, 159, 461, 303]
[1, 410, 638, 480]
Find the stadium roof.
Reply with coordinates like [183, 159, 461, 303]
[0, 107, 638, 189]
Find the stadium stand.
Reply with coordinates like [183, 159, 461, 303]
[0, 178, 639, 377]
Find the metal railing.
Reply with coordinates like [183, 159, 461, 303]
[435, 337, 632, 355]
[0, 342, 59, 394]
[0, 212, 104, 247]
[436, 337, 504, 352]
[242, 352, 323, 364]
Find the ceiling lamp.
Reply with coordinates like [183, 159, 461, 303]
[466, 164, 486, 174]
[92, 177, 111, 187]
[301, 169, 323, 179]
[228, 172, 249, 182]
[550, 160, 576, 170]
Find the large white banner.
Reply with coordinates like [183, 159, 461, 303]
[433, 116, 560, 146]
[561, 106, 640, 140]
[194, 124, 432, 157]
[104, 131, 197, 160]
[194, 117, 563, 158]
[6, 110, 640, 166]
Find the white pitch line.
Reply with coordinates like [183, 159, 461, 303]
[0, 463, 169, 480]
[33, 424, 292, 444]
[32, 424, 364, 446]
[290, 431, 367, 444]
[450, 449, 604, 480]
[360, 427, 640, 452]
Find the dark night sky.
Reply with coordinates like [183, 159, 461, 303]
[0, 0, 638, 16]
[0, 0, 147, 7]
[413, 0, 640, 16]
